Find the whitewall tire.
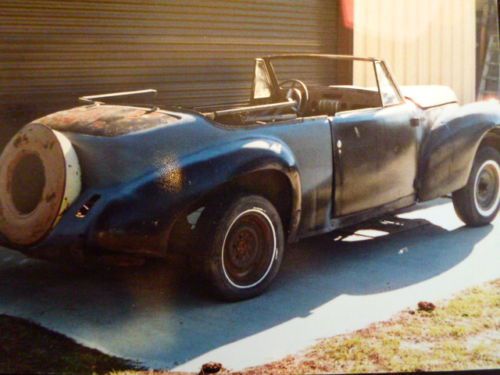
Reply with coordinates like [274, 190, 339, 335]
[452, 147, 500, 226]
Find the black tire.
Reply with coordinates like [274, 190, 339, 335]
[195, 194, 285, 301]
[452, 146, 500, 226]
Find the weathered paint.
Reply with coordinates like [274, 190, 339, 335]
[418, 101, 500, 201]
[8, 110, 327, 258]
[0, 124, 81, 245]
[35, 105, 179, 137]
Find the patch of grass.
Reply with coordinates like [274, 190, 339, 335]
[0, 314, 141, 374]
[241, 279, 500, 374]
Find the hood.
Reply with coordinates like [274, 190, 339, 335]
[401, 85, 458, 109]
[32, 104, 179, 137]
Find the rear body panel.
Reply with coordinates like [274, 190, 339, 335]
[8, 109, 333, 259]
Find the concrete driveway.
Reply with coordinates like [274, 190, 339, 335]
[0, 199, 498, 371]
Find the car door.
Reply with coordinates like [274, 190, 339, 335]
[331, 107, 386, 216]
[373, 61, 422, 205]
[331, 61, 420, 217]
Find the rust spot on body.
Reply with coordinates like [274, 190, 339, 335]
[157, 155, 184, 193]
[33, 104, 176, 137]
[45, 192, 56, 203]
[43, 141, 55, 150]
[13, 134, 29, 148]
[13, 137, 22, 148]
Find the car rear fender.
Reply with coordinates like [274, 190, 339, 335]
[90, 137, 301, 256]
[171, 137, 302, 239]
[418, 101, 500, 201]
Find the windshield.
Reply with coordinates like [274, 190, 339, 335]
[269, 56, 378, 89]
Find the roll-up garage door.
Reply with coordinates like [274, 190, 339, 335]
[0, 0, 340, 144]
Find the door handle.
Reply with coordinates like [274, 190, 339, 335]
[410, 117, 422, 127]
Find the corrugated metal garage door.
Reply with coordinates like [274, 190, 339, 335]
[0, 0, 339, 138]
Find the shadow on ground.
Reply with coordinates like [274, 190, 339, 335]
[0, 202, 493, 368]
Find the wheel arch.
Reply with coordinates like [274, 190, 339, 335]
[166, 139, 302, 254]
[453, 125, 500, 196]
[222, 169, 296, 235]
[477, 127, 500, 153]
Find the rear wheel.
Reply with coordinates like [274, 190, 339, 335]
[195, 194, 284, 301]
[452, 147, 500, 226]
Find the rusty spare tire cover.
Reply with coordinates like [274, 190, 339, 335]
[0, 123, 81, 246]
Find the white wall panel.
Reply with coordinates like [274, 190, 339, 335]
[354, 0, 476, 103]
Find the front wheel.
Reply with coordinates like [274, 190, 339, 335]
[195, 194, 285, 301]
[452, 147, 500, 226]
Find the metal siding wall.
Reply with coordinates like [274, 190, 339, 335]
[0, 0, 338, 131]
[353, 0, 476, 104]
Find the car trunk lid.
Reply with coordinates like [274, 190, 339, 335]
[32, 104, 179, 137]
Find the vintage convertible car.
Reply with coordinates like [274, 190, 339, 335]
[1, 54, 499, 300]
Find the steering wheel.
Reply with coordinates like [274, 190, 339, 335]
[278, 79, 310, 115]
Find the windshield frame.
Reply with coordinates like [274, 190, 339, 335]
[259, 54, 402, 108]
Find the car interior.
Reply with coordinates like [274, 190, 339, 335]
[200, 56, 387, 126]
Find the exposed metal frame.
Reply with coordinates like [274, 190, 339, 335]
[203, 100, 297, 120]
[263, 54, 380, 62]
[209, 54, 399, 120]
[79, 89, 158, 105]
[263, 54, 384, 105]
[377, 61, 405, 106]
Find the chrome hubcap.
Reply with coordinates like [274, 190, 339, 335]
[474, 160, 500, 217]
[221, 209, 277, 289]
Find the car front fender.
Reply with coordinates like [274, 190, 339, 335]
[418, 101, 500, 201]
